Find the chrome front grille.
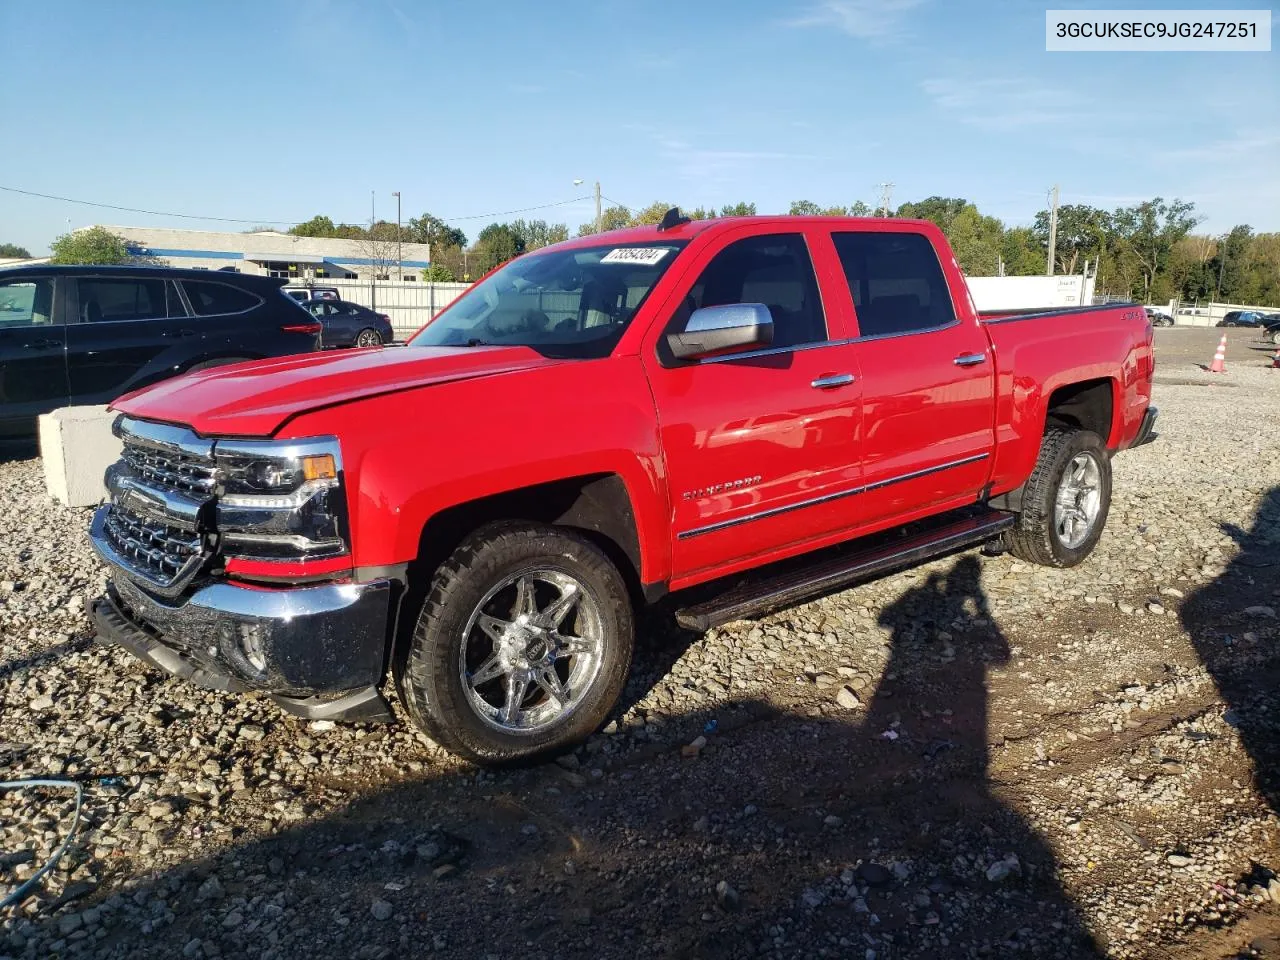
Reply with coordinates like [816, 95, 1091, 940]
[101, 505, 205, 586]
[120, 444, 218, 496]
[91, 416, 219, 594]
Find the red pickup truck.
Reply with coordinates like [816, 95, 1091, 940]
[90, 213, 1156, 763]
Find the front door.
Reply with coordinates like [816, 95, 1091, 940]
[66, 275, 194, 404]
[0, 275, 70, 437]
[830, 229, 996, 526]
[642, 229, 863, 584]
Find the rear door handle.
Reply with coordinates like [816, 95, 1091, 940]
[953, 352, 987, 366]
[24, 338, 61, 350]
[811, 373, 856, 389]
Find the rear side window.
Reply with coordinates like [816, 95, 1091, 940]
[79, 278, 167, 323]
[832, 232, 957, 337]
[683, 234, 827, 349]
[182, 281, 262, 316]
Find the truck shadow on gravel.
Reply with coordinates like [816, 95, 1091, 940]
[17, 556, 1104, 959]
[1181, 486, 1280, 813]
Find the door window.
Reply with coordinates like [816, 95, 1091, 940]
[832, 232, 957, 337]
[0, 278, 55, 327]
[78, 278, 167, 323]
[680, 234, 826, 349]
[182, 281, 262, 316]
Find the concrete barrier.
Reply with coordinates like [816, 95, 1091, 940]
[39, 406, 121, 507]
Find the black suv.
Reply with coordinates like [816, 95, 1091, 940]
[0, 266, 321, 437]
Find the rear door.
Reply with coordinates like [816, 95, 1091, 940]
[66, 274, 193, 404]
[0, 275, 70, 436]
[831, 228, 996, 525]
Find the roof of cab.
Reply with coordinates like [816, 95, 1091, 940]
[547, 214, 935, 253]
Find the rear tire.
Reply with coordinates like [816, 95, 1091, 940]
[397, 522, 634, 765]
[355, 328, 382, 347]
[1004, 428, 1111, 568]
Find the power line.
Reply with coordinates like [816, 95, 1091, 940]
[440, 196, 594, 222]
[0, 184, 600, 229]
[599, 195, 635, 213]
[0, 184, 305, 225]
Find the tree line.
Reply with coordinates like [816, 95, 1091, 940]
[284, 196, 1278, 306]
[17, 198, 1279, 307]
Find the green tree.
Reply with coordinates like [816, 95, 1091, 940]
[1108, 198, 1200, 301]
[576, 206, 634, 236]
[403, 213, 467, 249]
[0, 243, 31, 258]
[289, 215, 338, 238]
[789, 200, 822, 216]
[422, 263, 457, 282]
[509, 219, 569, 251]
[719, 202, 757, 217]
[472, 223, 525, 273]
[1000, 227, 1045, 276]
[50, 226, 137, 265]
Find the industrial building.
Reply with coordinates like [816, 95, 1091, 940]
[102, 226, 431, 282]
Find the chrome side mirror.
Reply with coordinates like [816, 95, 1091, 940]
[667, 303, 773, 360]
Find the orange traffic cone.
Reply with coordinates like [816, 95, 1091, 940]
[1208, 333, 1227, 373]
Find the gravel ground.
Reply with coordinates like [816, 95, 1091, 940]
[2, 326, 1279, 959]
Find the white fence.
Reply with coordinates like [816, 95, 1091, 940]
[314, 280, 471, 340]
[1171, 300, 1276, 327]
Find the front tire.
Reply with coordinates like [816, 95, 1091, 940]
[1004, 428, 1111, 568]
[397, 522, 634, 764]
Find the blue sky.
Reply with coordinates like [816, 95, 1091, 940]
[3, 0, 1277, 253]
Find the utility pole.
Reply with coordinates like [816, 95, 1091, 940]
[393, 191, 402, 281]
[1215, 233, 1227, 304]
[877, 182, 895, 217]
[1045, 184, 1059, 276]
[594, 181, 602, 234]
[370, 190, 376, 314]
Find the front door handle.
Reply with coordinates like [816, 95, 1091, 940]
[23, 338, 60, 350]
[811, 373, 856, 389]
[164, 328, 197, 338]
[953, 352, 987, 366]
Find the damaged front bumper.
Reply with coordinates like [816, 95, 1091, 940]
[90, 565, 395, 723]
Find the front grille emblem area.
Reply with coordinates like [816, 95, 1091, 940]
[96, 418, 219, 593]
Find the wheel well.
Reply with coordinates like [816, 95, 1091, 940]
[387, 475, 644, 675]
[1045, 378, 1114, 443]
[413, 473, 642, 597]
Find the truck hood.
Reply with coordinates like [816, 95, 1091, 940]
[112, 345, 561, 437]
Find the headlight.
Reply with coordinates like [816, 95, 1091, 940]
[213, 437, 349, 561]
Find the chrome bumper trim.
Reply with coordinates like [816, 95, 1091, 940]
[96, 573, 392, 696]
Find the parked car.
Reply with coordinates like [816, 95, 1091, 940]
[0, 265, 321, 437]
[88, 213, 1156, 764]
[1144, 306, 1173, 326]
[284, 285, 341, 303]
[304, 298, 394, 348]
[1217, 310, 1267, 327]
[1261, 314, 1280, 344]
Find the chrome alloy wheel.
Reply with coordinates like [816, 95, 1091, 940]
[1055, 452, 1102, 549]
[459, 569, 603, 733]
[355, 328, 382, 347]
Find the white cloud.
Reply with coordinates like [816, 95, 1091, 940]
[788, 0, 928, 41]
[919, 76, 1092, 130]
[656, 136, 819, 185]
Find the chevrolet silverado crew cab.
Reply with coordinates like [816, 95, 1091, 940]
[89, 212, 1157, 764]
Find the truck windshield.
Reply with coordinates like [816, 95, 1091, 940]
[410, 241, 687, 359]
